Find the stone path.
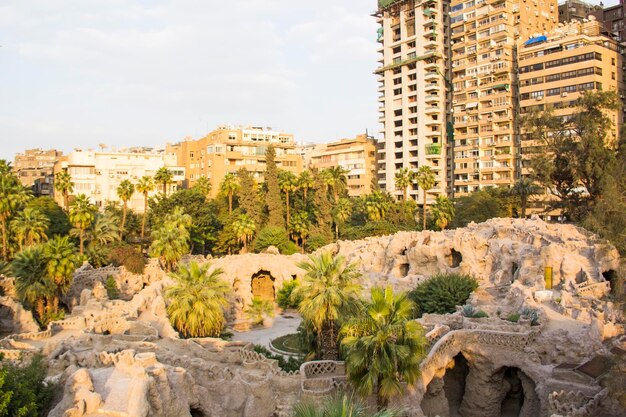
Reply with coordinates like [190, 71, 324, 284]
[232, 312, 302, 348]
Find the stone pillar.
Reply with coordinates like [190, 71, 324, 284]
[420, 377, 450, 417]
[459, 361, 508, 417]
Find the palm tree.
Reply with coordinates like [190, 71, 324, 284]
[415, 166, 436, 230]
[12, 246, 55, 321]
[244, 297, 275, 326]
[278, 170, 298, 225]
[365, 191, 391, 222]
[332, 198, 352, 240]
[298, 170, 314, 206]
[0, 175, 32, 260]
[154, 167, 173, 197]
[164, 261, 231, 338]
[194, 176, 212, 198]
[54, 171, 74, 211]
[341, 287, 428, 410]
[165, 206, 192, 231]
[149, 222, 189, 271]
[293, 394, 399, 417]
[84, 213, 120, 247]
[220, 173, 239, 215]
[511, 177, 541, 218]
[394, 167, 414, 201]
[292, 252, 362, 359]
[43, 236, 79, 311]
[323, 166, 349, 204]
[431, 195, 456, 230]
[135, 176, 154, 241]
[288, 211, 310, 253]
[233, 214, 255, 254]
[116, 179, 135, 234]
[68, 194, 96, 256]
[10, 207, 49, 250]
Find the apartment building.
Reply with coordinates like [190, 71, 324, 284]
[518, 18, 625, 214]
[449, 0, 558, 196]
[169, 126, 302, 196]
[558, 0, 600, 23]
[302, 134, 378, 197]
[13, 149, 63, 196]
[54, 148, 184, 212]
[592, 1, 626, 43]
[374, 0, 449, 203]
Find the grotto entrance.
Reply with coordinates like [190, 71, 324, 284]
[190, 407, 206, 417]
[421, 359, 538, 417]
[250, 270, 275, 302]
[420, 353, 469, 417]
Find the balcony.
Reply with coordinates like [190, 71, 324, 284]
[425, 144, 442, 155]
[425, 71, 439, 80]
[425, 106, 440, 114]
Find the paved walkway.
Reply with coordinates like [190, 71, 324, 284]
[232, 312, 302, 348]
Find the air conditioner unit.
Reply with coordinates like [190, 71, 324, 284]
[535, 97, 542, 101]
[561, 92, 568, 97]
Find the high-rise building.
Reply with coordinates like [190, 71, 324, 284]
[301, 134, 378, 197]
[558, 0, 601, 24]
[518, 17, 625, 215]
[13, 149, 63, 196]
[169, 125, 302, 196]
[449, 0, 558, 196]
[53, 148, 184, 212]
[374, 0, 449, 203]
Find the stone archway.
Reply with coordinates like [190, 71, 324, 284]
[420, 353, 470, 417]
[250, 270, 275, 302]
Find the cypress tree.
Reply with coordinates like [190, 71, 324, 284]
[265, 146, 284, 227]
[310, 169, 333, 239]
[237, 168, 262, 226]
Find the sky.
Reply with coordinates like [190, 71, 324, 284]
[0, 0, 382, 160]
[0, 0, 619, 161]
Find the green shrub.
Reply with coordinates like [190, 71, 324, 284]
[305, 233, 331, 252]
[472, 310, 489, 318]
[506, 313, 520, 322]
[280, 240, 300, 255]
[245, 297, 275, 326]
[254, 226, 290, 253]
[253, 345, 303, 373]
[408, 273, 479, 317]
[462, 304, 476, 317]
[342, 221, 399, 241]
[108, 245, 145, 274]
[277, 280, 302, 309]
[105, 275, 120, 300]
[0, 354, 56, 417]
[520, 307, 540, 326]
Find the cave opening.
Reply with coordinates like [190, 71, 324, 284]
[444, 354, 469, 417]
[399, 263, 410, 277]
[190, 407, 206, 417]
[448, 249, 463, 268]
[602, 270, 620, 295]
[500, 367, 524, 417]
[251, 270, 276, 302]
[511, 263, 519, 282]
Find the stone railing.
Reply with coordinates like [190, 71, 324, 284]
[299, 360, 347, 395]
[548, 388, 608, 417]
[574, 280, 610, 298]
[0, 348, 27, 361]
[238, 345, 299, 376]
[300, 360, 345, 378]
[425, 324, 450, 347]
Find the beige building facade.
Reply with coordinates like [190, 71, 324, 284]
[302, 134, 378, 197]
[518, 18, 625, 214]
[170, 125, 302, 197]
[449, 0, 558, 197]
[375, 0, 449, 203]
[54, 148, 184, 213]
[13, 149, 63, 196]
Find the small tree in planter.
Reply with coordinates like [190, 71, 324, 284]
[245, 297, 275, 327]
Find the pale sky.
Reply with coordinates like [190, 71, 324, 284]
[0, 0, 381, 160]
[0, 0, 619, 161]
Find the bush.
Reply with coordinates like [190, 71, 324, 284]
[245, 297, 275, 326]
[105, 275, 120, 300]
[462, 304, 476, 317]
[409, 273, 479, 317]
[305, 233, 331, 252]
[506, 313, 520, 322]
[254, 226, 290, 254]
[0, 354, 56, 417]
[473, 310, 489, 318]
[253, 345, 303, 373]
[520, 307, 540, 326]
[342, 221, 399, 241]
[276, 280, 302, 309]
[108, 245, 145, 274]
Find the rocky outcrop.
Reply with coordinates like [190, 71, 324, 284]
[0, 295, 39, 334]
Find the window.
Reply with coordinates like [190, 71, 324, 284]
[547, 87, 560, 96]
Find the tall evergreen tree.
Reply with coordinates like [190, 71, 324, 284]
[310, 169, 333, 239]
[265, 146, 284, 227]
[237, 169, 262, 226]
